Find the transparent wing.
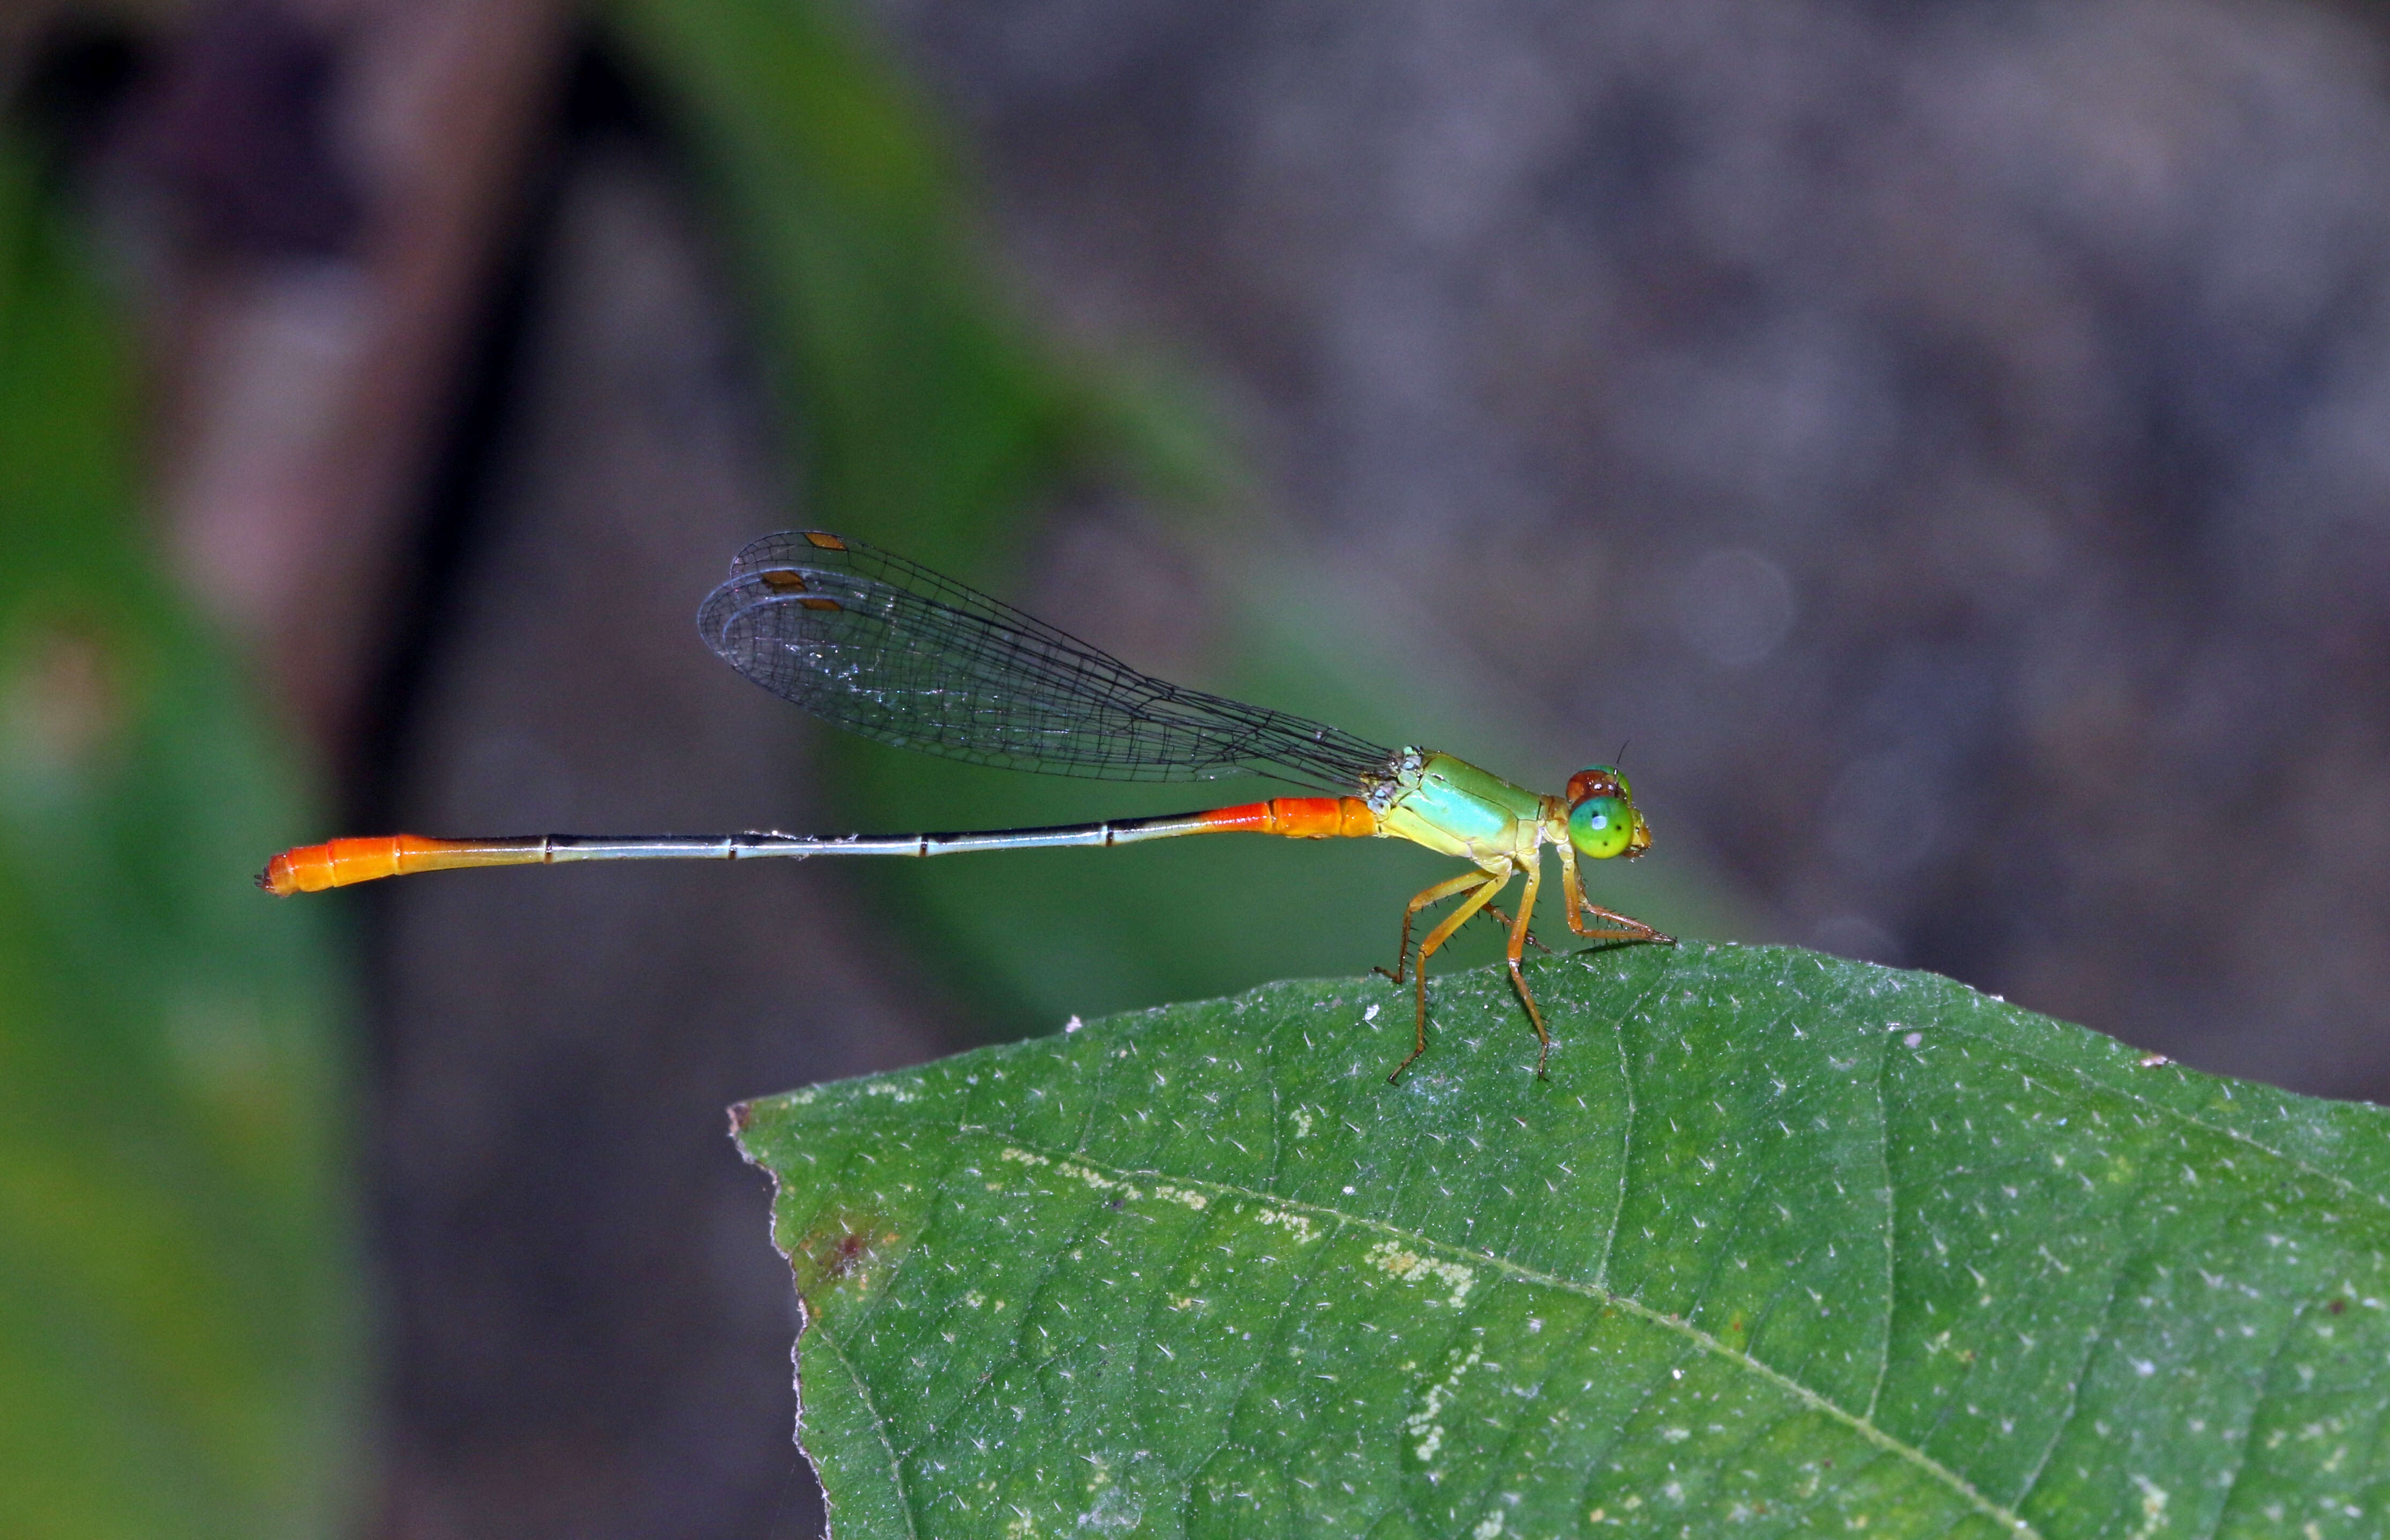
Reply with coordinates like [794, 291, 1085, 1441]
[695, 530, 1398, 790]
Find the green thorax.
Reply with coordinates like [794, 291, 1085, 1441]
[1374, 750, 1547, 861]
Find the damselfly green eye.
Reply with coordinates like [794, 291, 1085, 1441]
[1569, 794, 1636, 860]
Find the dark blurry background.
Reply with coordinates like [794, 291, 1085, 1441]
[9, 0, 2390, 1535]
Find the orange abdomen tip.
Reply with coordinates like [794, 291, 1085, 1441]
[257, 835, 437, 895]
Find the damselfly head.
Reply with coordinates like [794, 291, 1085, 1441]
[1565, 762, 1649, 861]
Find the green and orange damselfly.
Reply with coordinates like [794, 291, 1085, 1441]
[260, 531, 1671, 1078]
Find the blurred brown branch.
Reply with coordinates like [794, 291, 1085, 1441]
[134, 0, 569, 760]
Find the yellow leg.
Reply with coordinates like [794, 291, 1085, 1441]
[1375, 869, 1487, 987]
[1580, 900, 1672, 944]
[1389, 868, 1509, 1083]
[1479, 903, 1550, 955]
[1559, 840, 1674, 945]
[1502, 858, 1554, 1077]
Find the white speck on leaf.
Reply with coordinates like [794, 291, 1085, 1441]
[1368, 1240, 1475, 1308]
[1256, 1208, 1320, 1244]
[2127, 1475, 2168, 1540]
[1403, 1343, 1482, 1465]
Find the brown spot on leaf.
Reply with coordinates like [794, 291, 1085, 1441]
[789, 1208, 905, 1306]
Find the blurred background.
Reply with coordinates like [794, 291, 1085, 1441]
[9, 0, 2390, 1534]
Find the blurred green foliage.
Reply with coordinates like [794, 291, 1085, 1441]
[0, 144, 363, 1538]
[615, 0, 1736, 1039]
[613, 0, 1102, 572]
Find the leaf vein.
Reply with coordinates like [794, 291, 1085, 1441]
[997, 1134, 2041, 1538]
[1867, 978, 1897, 1424]
[810, 1322, 920, 1540]
[1930, 1021, 2390, 1218]
[2205, 1291, 2317, 1539]
[1583, 961, 1668, 1294]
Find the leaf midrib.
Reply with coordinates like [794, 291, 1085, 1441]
[957, 1131, 2041, 1538]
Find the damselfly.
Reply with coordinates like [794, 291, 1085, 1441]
[260, 531, 1671, 1078]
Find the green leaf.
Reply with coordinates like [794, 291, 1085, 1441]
[735, 941, 2390, 1539]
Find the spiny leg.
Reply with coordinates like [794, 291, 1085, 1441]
[1477, 903, 1551, 956]
[1502, 858, 1555, 1077]
[1377, 881, 1552, 991]
[1374, 869, 1485, 987]
[1559, 840, 1674, 946]
[1579, 899, 1673, 946]
[1389, 869, 1509, 1083]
